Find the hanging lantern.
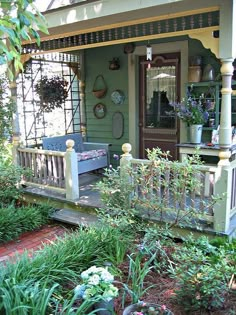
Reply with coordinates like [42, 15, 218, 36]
[146, 44, 152, 69]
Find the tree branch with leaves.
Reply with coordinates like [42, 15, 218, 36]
[0, 0, 48, 78]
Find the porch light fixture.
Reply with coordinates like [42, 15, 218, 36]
[146, 43, 152, 69]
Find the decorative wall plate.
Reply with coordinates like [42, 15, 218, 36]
[111, 90, 125, 105]
[123, 43, 135, 54]
[93, 103, 106, 119]
[112, 112, 124, 139]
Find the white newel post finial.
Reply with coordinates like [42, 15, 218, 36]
[65, 139, 79, 200]
[120, 143, 133, 178]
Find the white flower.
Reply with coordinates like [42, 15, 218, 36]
[100, 269, 114, 282]
[88, 274, 100, 285]
[76, 266, 118, 301]
[81, 265, 97, 279]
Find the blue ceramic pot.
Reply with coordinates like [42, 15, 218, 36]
[123, 302, 173, 315]
[93, 299, 114, 315]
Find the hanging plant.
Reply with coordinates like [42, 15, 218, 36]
[34, 75, 69, 113]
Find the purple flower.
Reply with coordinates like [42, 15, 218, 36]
[169, 95, 209, 126]
[113, 154, 120, 161]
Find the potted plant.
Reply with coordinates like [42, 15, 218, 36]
[34, 75, 68, 113]
[123, 301, 173, 315]
[74, 266, 119, 315]
[169, 91, 210, 144]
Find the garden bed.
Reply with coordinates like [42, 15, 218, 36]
[114, 263, 236, 315]
[0, 223, 235, 314]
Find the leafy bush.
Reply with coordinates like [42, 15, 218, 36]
[0, 279, 94, 315]
[0, 161, 30, 205]
[139, 226, 177, 275]
[0, 75, 15, 148]
[96, 148, 217, 229]
[171, 237, 234, 312]
[0, 224, 234, 314]
[0, 204, 52, 242]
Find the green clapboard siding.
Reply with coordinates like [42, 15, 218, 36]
[85, 44, 129, 166]
[84, 36, 219, 166]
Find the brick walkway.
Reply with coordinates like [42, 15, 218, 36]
[0, 224, 71, 263]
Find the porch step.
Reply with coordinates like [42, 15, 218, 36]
[50, 208, 99, 226]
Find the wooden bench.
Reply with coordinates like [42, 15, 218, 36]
[42, 133, 111, 175]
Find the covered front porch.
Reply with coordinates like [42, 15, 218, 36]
[10, 0, 236, 238]
[12, 0, 236, 165]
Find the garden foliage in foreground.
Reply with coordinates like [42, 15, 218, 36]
[0, 223, 235, 314]
[0, 146, 235, 314]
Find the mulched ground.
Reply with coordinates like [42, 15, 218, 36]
[113, 259, 236, 315]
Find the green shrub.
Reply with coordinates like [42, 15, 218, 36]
[171, 238, 234, 312]
[0, 161, 30, 205]
[139, 226, 177, 275]
[96, 148, 217, 229]
[0, 75, 15, 147]
[0, 204, 52, 243]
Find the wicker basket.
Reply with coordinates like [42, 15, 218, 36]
[92, 75, 107, 98]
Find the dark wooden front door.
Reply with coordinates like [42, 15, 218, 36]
[139, 53, 180, 160]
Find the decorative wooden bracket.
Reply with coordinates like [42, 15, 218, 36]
[189, 29, 219, 58]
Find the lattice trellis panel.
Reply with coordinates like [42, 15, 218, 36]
[17, 57, 81, 146]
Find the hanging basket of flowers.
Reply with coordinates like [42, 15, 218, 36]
[34, 75, 69, 113]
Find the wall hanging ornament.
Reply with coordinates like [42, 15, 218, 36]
[112, 111, 124, 139]
[93, 103, 106, 119]
[123, 43, 135, 54]
[92, 75, 107, 98]
[111, 90, 125, 105]
[146, 43, 152, 69]
[109, 57, 120, 70]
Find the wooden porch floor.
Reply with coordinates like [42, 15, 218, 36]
[23, 173, 103, 208]
[23, 173, 103, 226]
[22, 173, 236, 239]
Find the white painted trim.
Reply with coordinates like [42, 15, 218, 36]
[128, 40, 188, 158]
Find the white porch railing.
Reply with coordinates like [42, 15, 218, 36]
[17, 139, 236, 234]
[120, 143, 236, 234]
[17, 140, 79, 200]
[213, 158, 236, 233]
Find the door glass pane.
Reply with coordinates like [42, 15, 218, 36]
[146, 65, 176, 129]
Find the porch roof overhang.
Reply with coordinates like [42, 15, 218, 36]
[41, 0, 220, 39]
[22, 5, 220, 57]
